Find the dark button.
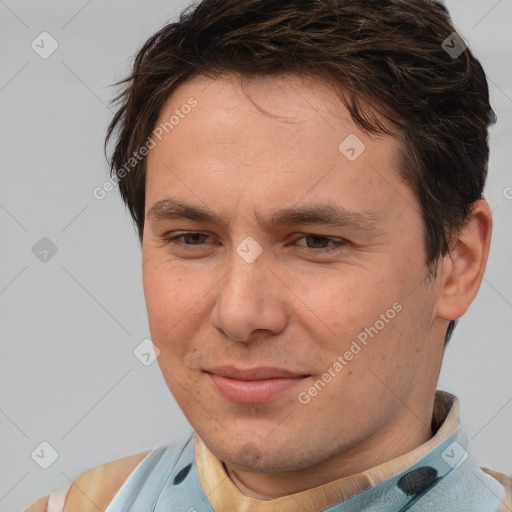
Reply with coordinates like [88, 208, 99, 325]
[173, 463, 192, 485]
[397, 466, 438, 496]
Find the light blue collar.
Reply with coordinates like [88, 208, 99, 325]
[105, 427, 505, 511]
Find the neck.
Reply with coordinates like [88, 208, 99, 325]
[225, 402, 435, 499]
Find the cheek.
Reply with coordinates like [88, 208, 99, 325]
[294, 264, 427, 376]
[290, 270, 390, 343]
[143, 260, 204, 391]
[142, 255, 204, 345]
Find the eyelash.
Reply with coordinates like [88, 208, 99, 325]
[162, 232, 346, 254]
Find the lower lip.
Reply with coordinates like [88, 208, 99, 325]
[210, 374, 308, 404]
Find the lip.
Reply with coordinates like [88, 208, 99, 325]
[208, 366, 308, 380]
[206, 366, 310, 404]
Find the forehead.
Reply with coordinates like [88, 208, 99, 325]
[144, 73, 412, 221]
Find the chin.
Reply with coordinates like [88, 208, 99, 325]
[199, 425, 328, 473]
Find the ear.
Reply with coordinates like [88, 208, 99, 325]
[435, 199, 492, 321]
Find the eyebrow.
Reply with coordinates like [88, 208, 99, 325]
[147, 198, 379, 232]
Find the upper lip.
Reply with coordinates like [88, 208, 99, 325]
[207, 366, 309, 381]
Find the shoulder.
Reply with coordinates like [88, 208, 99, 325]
[24, 449, 151, 512]
[25, 437, 195, 512]
[25, 495, 49, 512]
[63, 449, 152, 511]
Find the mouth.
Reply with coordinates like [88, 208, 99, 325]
[205, 366, 310, 404]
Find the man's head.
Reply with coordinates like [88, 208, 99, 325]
[105, 0, 494, 492]
[107, 0, 495, 346]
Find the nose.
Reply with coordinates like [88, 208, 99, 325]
[210, 244, 289, 343]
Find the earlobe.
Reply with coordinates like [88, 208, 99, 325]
[435, 199, 492, 321]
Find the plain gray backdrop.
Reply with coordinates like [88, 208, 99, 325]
[0, 0, 511, 510]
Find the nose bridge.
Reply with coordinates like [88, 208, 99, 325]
[211, 237, 288, 342]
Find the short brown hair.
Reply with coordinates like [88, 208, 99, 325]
[105, 0, 495, 344]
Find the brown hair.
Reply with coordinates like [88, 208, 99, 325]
[105, 0, 495, 344]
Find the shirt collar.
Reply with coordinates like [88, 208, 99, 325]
[194, 390, 460, 512]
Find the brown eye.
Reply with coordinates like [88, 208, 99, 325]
[295, 234, 346, 253]
[163, 232, 212, 246]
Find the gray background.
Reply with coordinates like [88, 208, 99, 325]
[0, 0, 510, 510]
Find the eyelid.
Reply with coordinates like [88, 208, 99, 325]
[294, 233, 345, 243]
[162, 231, 347, 253]
[293, 234, 347, 252]
[162, 231, 213, 244]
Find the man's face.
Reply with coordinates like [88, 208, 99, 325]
[142, 73, 445, 473]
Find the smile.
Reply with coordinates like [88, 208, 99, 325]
[206, 366, 310, 404]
